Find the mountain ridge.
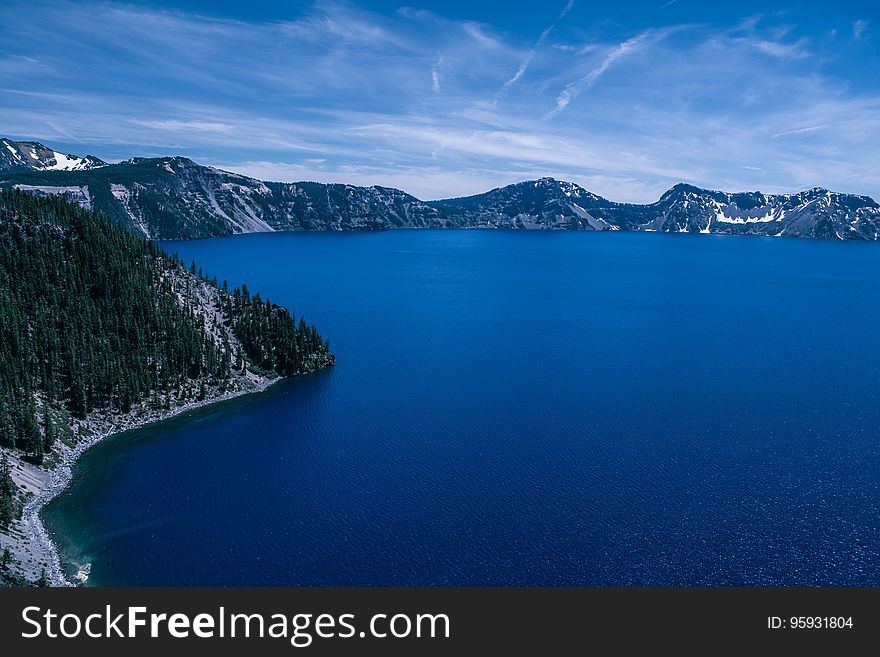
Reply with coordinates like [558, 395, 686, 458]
[0, 137, 106, 173]
[2, 137, 878, 240]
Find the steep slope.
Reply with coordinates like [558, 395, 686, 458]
[2, 157, 441, 238]
[0, 187, 333, 439]
[436, 180, 880, 240]
[0, 138, 105, 173]
[0, 188, 335, 583]
[585, 183, 880, 240]
[3, 137, 879, 240]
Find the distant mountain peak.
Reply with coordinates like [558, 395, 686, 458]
[661, 182, 713, 198]
[0, 137, 106, 173]
[497, 177, 604, 202]
[794, 187, 837, 201]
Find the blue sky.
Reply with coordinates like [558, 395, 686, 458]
[1, 0, 878, 201]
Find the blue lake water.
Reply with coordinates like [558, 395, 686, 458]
[43, 230, 880, 585]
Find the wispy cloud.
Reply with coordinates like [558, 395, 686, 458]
[46, 120, 81, 143]
[129, 119, 235, 133]
[1, 0, 879, 203]
[462, 22, 502, 48]
[431, 56, 444, 93]
[501, 0, 574, 91]
[732, 36, 810, 58]
[545, 30, 659, 118]
[853, 19, 869, 40]
[736, 14, 764, 32]
[771, 124, 830, 138]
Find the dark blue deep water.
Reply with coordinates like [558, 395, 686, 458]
[43, 231, 880, 586]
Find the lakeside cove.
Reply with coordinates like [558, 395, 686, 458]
[1, 373, 282, 586]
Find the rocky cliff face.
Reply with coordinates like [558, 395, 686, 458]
[3, 138, 879, 240]
[587, 183, 880, 240]
[3, 155, 441, 238]
[435, 180, 880, 240]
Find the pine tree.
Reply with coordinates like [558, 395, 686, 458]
[0, 453, 15, 528]
[43, 404, 55, 452]
[19, 406, 42, 462]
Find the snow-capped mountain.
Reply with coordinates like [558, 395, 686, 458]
[2, 137, 879, 240]
[0, 138, 106, 172]
[587, 183, 880, 240]
[435, 179, 880, 240]
[2, 154, 441, 238]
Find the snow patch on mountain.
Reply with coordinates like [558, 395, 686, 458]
[0, 138, 106, 172]
[45, 151, 92, 171]
[713, 203, 781, 224]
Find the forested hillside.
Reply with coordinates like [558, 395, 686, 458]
[0, 189, 334, 535]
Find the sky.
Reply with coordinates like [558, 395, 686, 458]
[1, 0, 878, 201]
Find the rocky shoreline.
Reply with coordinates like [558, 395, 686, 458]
[2, 373, 280, 587]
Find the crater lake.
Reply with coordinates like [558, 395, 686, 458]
[43, 230, 880, 586]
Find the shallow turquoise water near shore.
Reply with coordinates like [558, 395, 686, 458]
[43, 230, 880, 585]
